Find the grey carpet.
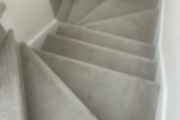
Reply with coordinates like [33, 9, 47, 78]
[49, 0, 63, 16]
[36, 50, 160, 120]
[42, 34, 157, 81]
[0, 24, 7, 47]
[67, 0, 104, 25]
[20, 42, 98, 120]
[57, 23, 156, 59]
[0, 30, 28, 120]
[0, 0, 160, 119]
[0, 1, 6, 18]
[56, 0, 75, 23]
[78, 0, 158, 25]
[84, 9, 159, 44]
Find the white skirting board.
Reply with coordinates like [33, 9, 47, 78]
[1, 12, 59, 50]
[28, 19, 59, 49]
[154, 0, 166, 120]
[155, 48, 167, 120]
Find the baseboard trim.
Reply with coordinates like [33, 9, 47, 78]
[159, 47, 167, 120]
[155, 0, 167, 120]
[28, 19, 59, 49]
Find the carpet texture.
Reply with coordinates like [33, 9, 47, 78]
[57, 23, 156, 59]
[0, 0, 161, 120]
[36, 50, 160, 120]
[0, 30, 28, 120]
[42, 34, 157, 81]
[67, 0, 104, 24]
[78, 0, 158, 25]
[84, 9, 159, 44]
[43, 2, 160, 118]
[20, 42, 98, 120]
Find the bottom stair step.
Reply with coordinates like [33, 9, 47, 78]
[20, 43, 98, 120]
[36, 50, 160, 120]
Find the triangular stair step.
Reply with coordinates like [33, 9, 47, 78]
[78, 0, 158, 25]
[84, 9, 159, 44]
[36, 50, 160, 120]
[57, 23, 156, 59]
[42, 34, 157, 81]
[20, 42, 98, 120]
[0, 30, 28, 120]
[49, 0, 63, 16]
[67, 0, 104, 25]
[56, 0, 75, 23]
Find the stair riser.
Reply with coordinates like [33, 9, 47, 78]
[57, 24, 156, 59]
[42, 35, 157, 81]
[20, 43, 98, 120]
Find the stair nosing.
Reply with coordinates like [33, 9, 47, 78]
[48, 33, 156, 63]
[36, 49, 159, 85]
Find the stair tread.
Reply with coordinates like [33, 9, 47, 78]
[1, 0, 160, 119]
[57, 23, 155, 59]
[84, 9, 159, 44]
[67, 0, 104, 24]
[0, 31, 27, 120]
[56, 0, 75, 23]
[42, 34, 157, 81]
[78, 0, 158, 25]
[36, 49, 160, 120]
[20, 42, 98, 120]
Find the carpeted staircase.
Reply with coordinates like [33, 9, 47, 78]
[0, 0, 160, 120]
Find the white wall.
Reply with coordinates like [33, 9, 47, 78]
[157, 0, 180, 120]
[0, 0, 56, 43]
[161, 0, 180, 119]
